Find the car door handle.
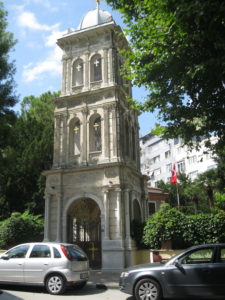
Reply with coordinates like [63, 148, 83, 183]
[202, 269, 210, 273]
[44, 263, 49, 265]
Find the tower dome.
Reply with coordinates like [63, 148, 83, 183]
[77, 6, 114, 30]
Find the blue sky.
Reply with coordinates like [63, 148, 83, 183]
[4, 0, 158, 136]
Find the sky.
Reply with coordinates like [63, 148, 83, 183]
[4, 0, 158, 136]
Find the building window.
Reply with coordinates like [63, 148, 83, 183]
[91, 54, 102, 82]
[188, 155, 197, 165]
[166, 163, 172, 172]
[72, 59, 83, 86]
[177, 160, 185, 173]
[150, 155, 160, 165]
[89, 114, 102, 152]
[69, 118, 81, 156]
[148, 202, 156, 216]
[165, 150, 171, 159]
[189, 171, 198, 180]
[174, 138, 179, 145]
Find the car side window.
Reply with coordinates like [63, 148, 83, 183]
[179, 248, 214, 265]
[6, 245, 29, 259]
[219, 248, 225, 263]
[30, 245, 51, 258]
[53, 247, 61, 258]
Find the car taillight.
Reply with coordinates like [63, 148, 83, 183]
[60, 245, 72, 261]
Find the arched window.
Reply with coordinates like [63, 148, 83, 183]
[72, 59, 84, 86]
[89, 114, 102, 152]
[91, 54, 102, 82]
[69, 118, 81, 156]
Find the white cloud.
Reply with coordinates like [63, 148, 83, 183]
[18, 11, 59, 31]
[22, 46, 62, 82]
[45, 30, 66, 47]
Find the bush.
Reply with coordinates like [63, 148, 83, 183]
[0, 211, 44, 249]
[143, 204, 225, 249]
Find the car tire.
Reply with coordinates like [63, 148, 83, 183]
[134, 278, 162, 300]
[45, 274, 66, 295]
[73, 281, 87, 289]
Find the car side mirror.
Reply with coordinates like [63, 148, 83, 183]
[174, 260, 182, 270]
[1, 254, 9, 260]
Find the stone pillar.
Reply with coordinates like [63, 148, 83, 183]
[81, 107, 88, 164]
[111, 104, 117, 159]
[108, 48, 113, 84]
[61, 57, 67, 96]
[103, 105, 110, 160]
[43, 193, 50, 241]
[56, 193, 62, 242]
[103, 189, 109, 240]
[67, 57, 72, 94]
[124, 189, 131, 242]
[62, 114, 67, 165]
[103, 48, 108, 86]
[53, 115, 60, 167]
[84, 52, 89, 91]
[115, 188, 122, 239]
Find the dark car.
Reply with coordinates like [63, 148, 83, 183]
[120, 243, 225, 300]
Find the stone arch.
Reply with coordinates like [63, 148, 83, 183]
[63, 193, 104, 269]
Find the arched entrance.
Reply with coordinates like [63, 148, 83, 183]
[67, 198, 101, 269]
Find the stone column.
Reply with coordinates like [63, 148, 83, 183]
[53, 115, 60, 167]
[56, 193, 62, 242]
[103, 48, 108, 86]
[124, 189, 131, 241]
[61, 57, 67, 96]
[103, 104, 110, 160]
[103, 189, 109, 240]
[62, 114, 67, 165]
[43, 193, 50, 241]
[67, 57, 72, 94]
[81, 107, 88, 164]
[111, 104, 117, 159]
[84, 51, 89, 91]
[108, 48, 113, 84]
[115, 188, 122, 239]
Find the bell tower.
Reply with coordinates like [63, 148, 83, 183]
[43, 4, 148, 271]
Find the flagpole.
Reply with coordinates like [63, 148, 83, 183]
[176, 182, 180, 208]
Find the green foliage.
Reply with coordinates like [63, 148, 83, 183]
[0, 91, 58, 217]
[0, 211, 44, 249]
[105, 0, 225, 152]
[0, 1, 17, 171]
[143, 205, 225, 249]
[143, 204, 185, 249]
[130, 219, 147, 249]
[214, 192, 225, 211]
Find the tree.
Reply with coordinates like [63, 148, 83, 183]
[0, 91, 58, 218]
[106, 0, 225, 151]
[0, 1, 17, 165]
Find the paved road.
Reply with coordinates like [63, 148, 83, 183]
[0, 283, 133, 300]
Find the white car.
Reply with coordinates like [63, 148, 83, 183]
[0, 242, 89, 294]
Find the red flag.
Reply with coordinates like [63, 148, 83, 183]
[171, 164, 177, 184]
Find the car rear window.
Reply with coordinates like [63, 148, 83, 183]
[53, 247, 61, 258]
[65, 245, 87, 261]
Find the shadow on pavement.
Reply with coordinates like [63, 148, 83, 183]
[0, 283, 109, 296]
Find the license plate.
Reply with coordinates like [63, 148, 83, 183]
[80, 273, 88, 279]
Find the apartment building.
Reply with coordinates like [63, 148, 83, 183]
[140, 134, 217, 187]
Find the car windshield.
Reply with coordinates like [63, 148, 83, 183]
[65, 245, 87, 261]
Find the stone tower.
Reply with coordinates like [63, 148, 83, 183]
[43, 4, 148, 271]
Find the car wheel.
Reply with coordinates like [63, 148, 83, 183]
[134, 278, 162, 300]
[45, 274, 66, 295]
[73, 281, 87, 289]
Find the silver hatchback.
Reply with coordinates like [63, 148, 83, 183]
[0, 242, 89, 294]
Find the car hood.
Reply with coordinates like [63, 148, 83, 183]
[124, 262, 166, 273]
